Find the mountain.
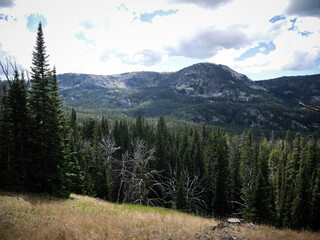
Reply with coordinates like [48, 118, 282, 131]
[58, 63, 319, 134]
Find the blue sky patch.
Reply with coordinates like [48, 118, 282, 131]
[298, 31, 312, 37]
[27, 13, 47, 32]
[140, 9, 179, 23]
[235, 41, 276, 62]
[0, 14, 17, 22]
[75, 31, 94, 44]
[117, 3, 128, 11]
[269, 15, 285, 23]
[288, 18, 297, 31]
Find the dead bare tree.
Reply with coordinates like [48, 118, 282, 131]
[100, 136, 120, 169]
[115, 151, 131, 203]
[163, 168, 206, 213]
[131, 138, 165, 206]
[116, 138, 165, 206]
[0, 58, 15, 85]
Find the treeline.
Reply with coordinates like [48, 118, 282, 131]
[64, 114, 320, 230]
[0, 23, 319, 231]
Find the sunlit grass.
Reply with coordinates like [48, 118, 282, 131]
[0, 192, 319, 240]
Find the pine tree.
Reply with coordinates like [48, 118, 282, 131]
[28, 23, 70, 197]
[28, 22, 52, 192]
[0, 85, 11, 187]
[228, 135, 242, 214]
[174, 173, 189, 211]
[212, 129, 229, 217]
[240, 129, 255, 214]
[177, 126, 189, 174]
[66, 132, 84, 194]
[155, 116, 169, 172]
[245, 137, 274, 223]
[47, 68, 70, 197]
[283, 132, 303, 227]
[203, 130, 217, 215]
[292, 143, 311, 229]
[311, 164, 320, 230]
[7, 68, 30, 189]
[101, 116, 109, 137]
[189, 127, 204, 178]
[133, 115, 145, 140]
[70, 108, 79, 142]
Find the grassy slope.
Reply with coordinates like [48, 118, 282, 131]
[1, 192, 319, 240]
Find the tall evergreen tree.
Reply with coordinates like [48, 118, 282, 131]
[240, 129, 255, 214]
[101, 116, 109, 137]
[189, 127, 204, 178]
[211, 129, 229, 217]
[311, 164, 320, 230]
[28, 22, 52, 192]
[245, 137, 274, 223]
[177, 126, 189, 174]
[28, 23, 69, 197]
[228, 135, 242, 214]
[283, 132, 303, 227]
[292, 143, 311, 229]
[155, 116, 169, 172]
[0, 85, 11, 187]
[7, 69, 30, 188]
[174, 173, 189, 211]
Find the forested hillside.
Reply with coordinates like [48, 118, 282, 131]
[57, 64, 320, 135]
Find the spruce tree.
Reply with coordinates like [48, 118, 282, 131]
[311, 165, 320, 230]
[174, 173, 189, 211]
[101, 116, 109, 137]
[28, 22, 52, 192]
[245, 137, 273, 223]
[177, 126, 189, 174]
[7, 69, 30, 189]
[66, 132, 84, 194]
[283, 132, 303, 227]
[189, 127, 204, 177]
[240, 129, 255, 214]
[212, 129, 229, 217]
[292, 143, 311, 229]
[228, 135, 242, 214]
[0, 85, 11, 187]
[29, 23, 70, 197]
[155, 116, 169, 172]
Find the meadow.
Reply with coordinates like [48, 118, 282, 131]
[1, 192, 319, 240]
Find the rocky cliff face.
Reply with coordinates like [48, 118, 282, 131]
[167, 63, 266, 101]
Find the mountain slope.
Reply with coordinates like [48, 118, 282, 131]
[1, 192, 319, 240]
[57, 63, 320, 133]
[257, 74, 320, 105]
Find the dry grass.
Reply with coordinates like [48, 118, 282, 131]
[0, 192, 319, 240]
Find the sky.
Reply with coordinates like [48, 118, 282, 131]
[0, 0, 320, 80]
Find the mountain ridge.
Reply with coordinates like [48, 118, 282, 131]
[57, 62, 320, 134]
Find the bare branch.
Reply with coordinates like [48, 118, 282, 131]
[286, 80, 320, 112]
[0, 58, 14, 85]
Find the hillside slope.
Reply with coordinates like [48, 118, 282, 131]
[57, 63, 320, 133]
[1, 192, 319, 240]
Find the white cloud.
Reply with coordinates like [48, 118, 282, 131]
[0, 0, 15, 8]
[0, 0, 319, 79]
[286, 0, 320, 18]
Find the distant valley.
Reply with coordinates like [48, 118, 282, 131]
[58, 63, 320, 134]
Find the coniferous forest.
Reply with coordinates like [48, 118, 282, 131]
[1, 23, 320, 231]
